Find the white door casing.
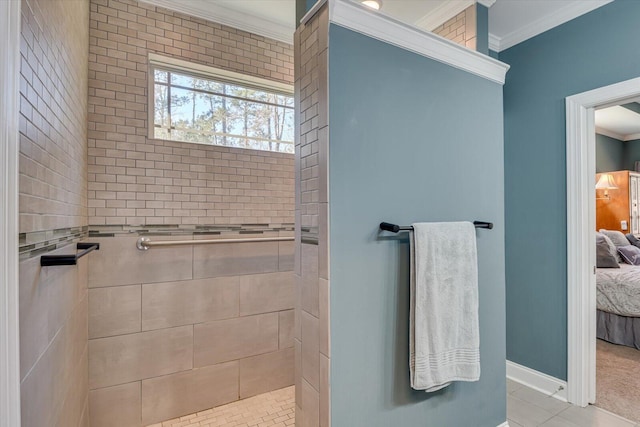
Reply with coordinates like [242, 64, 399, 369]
[0, 0, 22, 426]
[565, 77, 640, 407]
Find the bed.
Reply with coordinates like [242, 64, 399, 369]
[596, 263, 640, 349]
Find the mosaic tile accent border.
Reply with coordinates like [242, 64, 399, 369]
[19, 226, 89, 259]
[19, 223, 299, 259]
[88, 223, 296, 238]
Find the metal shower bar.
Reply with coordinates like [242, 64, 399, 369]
[136, 236, 294, 250]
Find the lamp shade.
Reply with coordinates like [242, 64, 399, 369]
[595, 174, 619, 190]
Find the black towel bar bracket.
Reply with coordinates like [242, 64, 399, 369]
[379, 221, 493, 233]
[40, 243, 100, 266]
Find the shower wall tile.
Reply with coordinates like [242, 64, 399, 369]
[194, 313, 279, 366]
[89, 325, 193, 389]
[320, 354, 331, 427]
[239, 348, 295, 398]
[19, 247, 88, 379]
[55, 345, 89, 427]
[295, 4, 330, 427]
[301, 244, 320, 317]
[301, 311, 320, 391]
[88, 232, 295, 425]
[432, 4, 478, 50]
[141, 362, 239, 426]
[89, 382, 141, 427]
[279, 309, 295, 349]
[239, 271, 295, 316]
[142, 276, 239, 330]
[88, 236, 193, 287]
[319, 278, 330, 357]
[19, 0, 88, 234]
[89, 285, 141, 339]
[301, 378, 320, 427]
[86, 0, 297, 416]
[87, 0, 294, 227]
[279, 240, 295, 271]
[20, 293, 88, 427]
[193, 240, 279, 278]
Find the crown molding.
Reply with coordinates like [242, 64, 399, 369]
[488, 33, 500, 53]
[495, 0, 613, 52]
[138, 0, 294, 44]
[414, 0, 474, 32]
[301, 0, 327, 25]
[329, 0, 509, 85]
[625, 132, 640, 142]
[595, 126, 625, 142]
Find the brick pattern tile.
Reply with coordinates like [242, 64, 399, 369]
[297, 2, 321, 233]
[432, 5, 478, 50]
[146, 386, 295, 427]
[88, 0, 294, 226]
[19, 0, 90, 233]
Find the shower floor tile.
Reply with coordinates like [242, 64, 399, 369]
[147, 386, 295, 427]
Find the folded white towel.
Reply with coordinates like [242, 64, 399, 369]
[409, 222, 480, 392]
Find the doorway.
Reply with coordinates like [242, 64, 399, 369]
[566, 76, 640, 410]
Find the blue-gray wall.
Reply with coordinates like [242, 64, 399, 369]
[476, 4, 489, 55]
[596, 133, 624, 173]
[501, 0, 640, 380]
[329, 24, 506, 427]
[623, 139, 640, 171]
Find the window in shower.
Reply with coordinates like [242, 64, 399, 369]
[149, 54, 294, 154]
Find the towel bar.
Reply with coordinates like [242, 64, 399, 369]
[40, 243, 100, 266]
[379, 221, 493, 233]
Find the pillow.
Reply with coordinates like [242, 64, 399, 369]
[626, 233, 640, 249]
[596, 235, 620, 268]
[596, 231, 622, 263]
[618, 245, 640, 265]
[599, 229, 630, 247]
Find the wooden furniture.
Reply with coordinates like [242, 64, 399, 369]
[596, 170, 640, 233]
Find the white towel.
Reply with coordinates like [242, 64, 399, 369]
[409, 222, 480, 392]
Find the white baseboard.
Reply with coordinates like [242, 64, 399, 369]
[507, 360, 568, 402]
[496, 422, 510, 427]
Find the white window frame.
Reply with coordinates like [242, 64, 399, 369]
[147, 53, 294, 152]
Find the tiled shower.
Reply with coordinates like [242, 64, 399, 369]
[18, 0, 300, 425]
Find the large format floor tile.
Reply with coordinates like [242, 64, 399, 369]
[507, 379, 639, 427]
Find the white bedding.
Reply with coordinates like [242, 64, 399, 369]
[597, 263, 640, 317]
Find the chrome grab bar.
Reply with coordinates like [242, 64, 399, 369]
[136, 236, 294, 250]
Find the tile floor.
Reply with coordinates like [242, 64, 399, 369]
[147, 380, 638, 427]
[146, 386, 295, 427]
[507, 379, 639, 427]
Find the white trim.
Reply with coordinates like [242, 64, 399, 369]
[477, 0, 496, 8]
[594, 127, 640, 142]
[496, 423, 510, 427]
[414, 0, 474, 32]
[507, 361, 568, 402]
[301, 0, 328, 26]
[0, 0, 22, 426]
[138, 0, 294, 44]
[492, 0, 613, 52]
[148, 53, 294, 95]
[328, 0, 509, 85]
[566, 76, 640, 407]
[595, 126, 625, 142]
[488, 33, 501, 53]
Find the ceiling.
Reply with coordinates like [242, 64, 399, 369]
[596, 104, 640, 142]
[139, 0, 613, 51]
